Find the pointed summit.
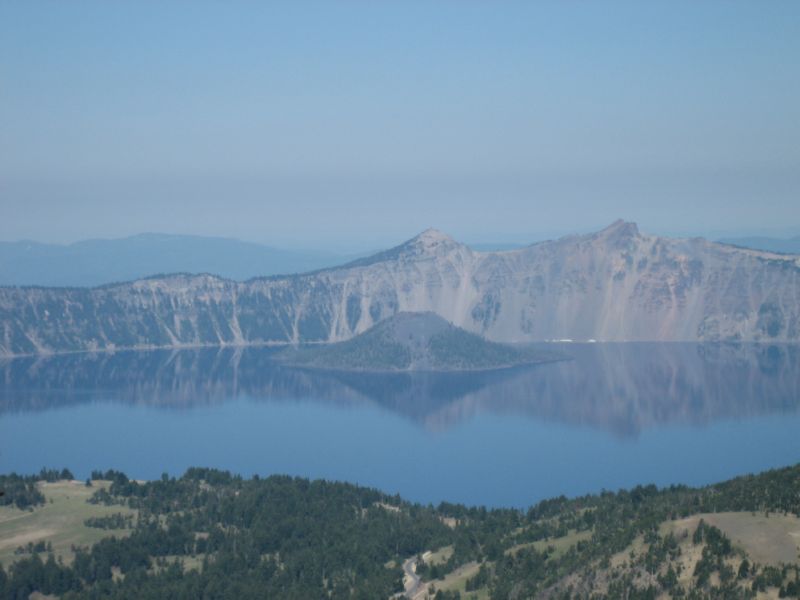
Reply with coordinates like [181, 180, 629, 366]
[337, 228, 464, 270]
[601, 219, 639, 236]
[597, 220, 640, 246]
[404, 228, 464, 256]
[409, 228, 456, 246]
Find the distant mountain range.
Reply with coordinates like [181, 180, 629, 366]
[717, 235, 800, 255]
[0, 233, 528, 288]
[0, 233, 353, 287]
[277, 312, 554, 372]
[1, 220, 799, 356]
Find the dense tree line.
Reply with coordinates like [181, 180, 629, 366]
[0, 468, 72, 509]
[84, 513, 135, 530]
[0, 474, 44, 510]
[0, 464, 798, 599]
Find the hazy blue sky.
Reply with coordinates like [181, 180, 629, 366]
[1, 1, 798, 249]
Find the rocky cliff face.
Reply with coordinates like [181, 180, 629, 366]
[1, 221, 799, 356]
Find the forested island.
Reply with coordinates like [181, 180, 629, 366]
[277, 312, 556, 372]
[1, 464, 799, 599]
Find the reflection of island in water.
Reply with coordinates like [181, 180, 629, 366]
[1, 343, 799, 437]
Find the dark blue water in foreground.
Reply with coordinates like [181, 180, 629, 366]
[1, 343, 799, 507]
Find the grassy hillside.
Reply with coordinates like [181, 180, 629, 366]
[0, 480, 137, 568]
[1, 464, 799, 598]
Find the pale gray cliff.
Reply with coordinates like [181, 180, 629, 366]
[1, 220, 799, 356]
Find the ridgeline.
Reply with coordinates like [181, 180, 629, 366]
[1, 464, 799, 599]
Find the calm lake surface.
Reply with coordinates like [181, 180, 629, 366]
[1, 343, 799, 507]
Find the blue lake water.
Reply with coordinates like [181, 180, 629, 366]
[1, 343, 799, 507]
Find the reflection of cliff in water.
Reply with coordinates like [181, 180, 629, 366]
[0, 348, 365, 412]
[1, 344, 798, 437]
[418, 343, 800, 435]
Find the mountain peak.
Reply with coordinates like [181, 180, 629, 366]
[601, 219, 639, 235]
[597, 220, 640, 244]
[334, 228, 463, 270]
[411, 228, 456, 245]
[399, 228, 463, 256]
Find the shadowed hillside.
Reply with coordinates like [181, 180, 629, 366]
[278, 312, 556, 372]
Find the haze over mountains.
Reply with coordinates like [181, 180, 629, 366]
[0, 234, 352, 287]
[3, 230, 797, 289]
[718, 235, 800, 256]
[1, 220, 799, 356]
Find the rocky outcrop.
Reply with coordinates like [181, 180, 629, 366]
[1, 221, 799, 356]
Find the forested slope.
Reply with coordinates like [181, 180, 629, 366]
[1, 464, 799, 599]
